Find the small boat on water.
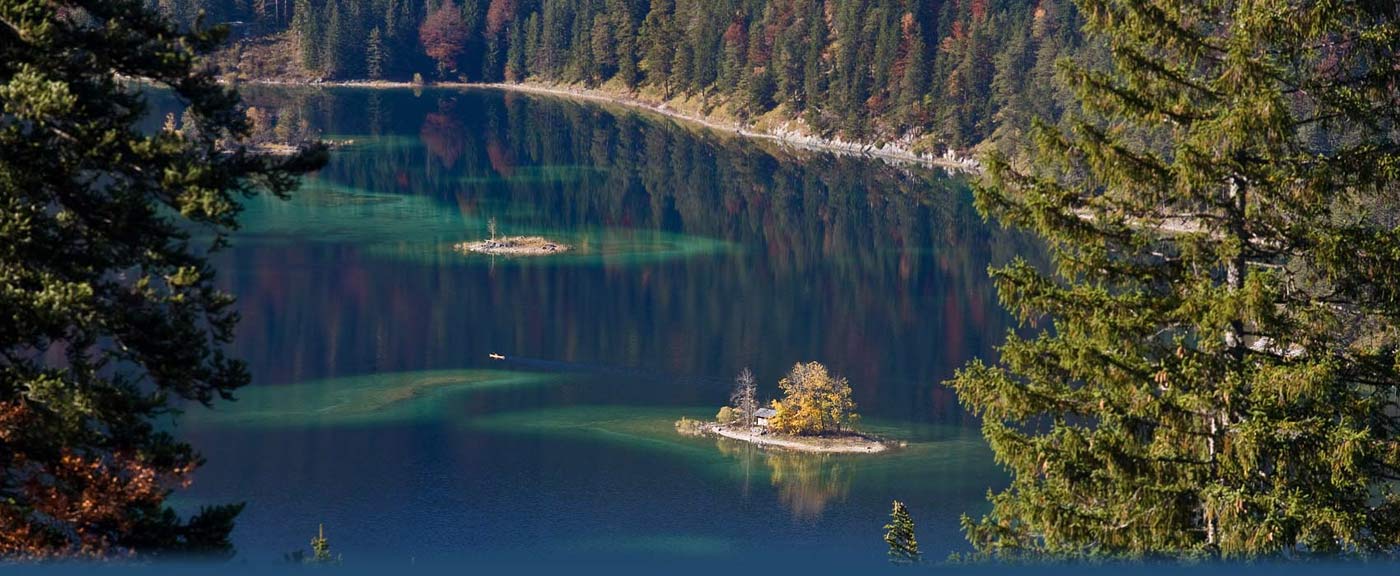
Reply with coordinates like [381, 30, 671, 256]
[488, 353, 506, 360]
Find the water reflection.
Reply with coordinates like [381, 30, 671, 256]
[223, 86, 1033, 424]
[421, 101, 465, 169]
[716, 438, 853, 520]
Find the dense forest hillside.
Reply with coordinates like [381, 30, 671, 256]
[156, 0, 1091, 153]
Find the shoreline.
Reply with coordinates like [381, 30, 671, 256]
[467, 82, 977, 171]
[699, 422, 892, 454]
[232, 78, 980, 172]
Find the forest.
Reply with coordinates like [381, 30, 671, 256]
[153, 0, 1089, 152]
[8, 0, 1400, 562]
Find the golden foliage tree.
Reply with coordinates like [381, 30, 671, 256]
[768, 362, 859, 435]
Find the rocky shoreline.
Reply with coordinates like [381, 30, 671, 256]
[466, 82, 981, 172]
[230, 78, 981, 172]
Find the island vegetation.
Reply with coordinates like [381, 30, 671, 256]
[453, 217, 570, 255]
[284, 524, 341, 565]
[678, 363, 892, 454]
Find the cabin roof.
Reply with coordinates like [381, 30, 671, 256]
[755, 408, 777, 418]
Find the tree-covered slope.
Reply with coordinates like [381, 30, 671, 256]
[158, 0, 1092, 152]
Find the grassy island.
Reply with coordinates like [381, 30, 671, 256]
[677, 362, 894, 454]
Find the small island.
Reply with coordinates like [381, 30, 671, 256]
[454, 236, 571, 256]
[677, 362, 893, 454]
[454, 218, 571, 256]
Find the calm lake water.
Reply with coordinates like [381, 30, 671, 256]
[171, 87, 1032, 563]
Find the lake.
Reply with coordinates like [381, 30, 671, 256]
[173, 86, 1031, 564]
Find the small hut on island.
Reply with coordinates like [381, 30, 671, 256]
[754, 407, 777, 428]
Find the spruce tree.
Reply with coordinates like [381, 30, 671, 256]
[0, 0, 325, 557]
[884, 500, 920, 564]
[950, 0, 1400, 559]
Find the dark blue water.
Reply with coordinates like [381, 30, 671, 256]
[173, 86, 1031, 563]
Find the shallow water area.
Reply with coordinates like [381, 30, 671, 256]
[234, 180, 733, 267]
[190, 369, 558, 427]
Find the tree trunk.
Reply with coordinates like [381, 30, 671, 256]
[1207, 173, 1247, 549]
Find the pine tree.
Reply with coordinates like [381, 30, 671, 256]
[670, 39, 694, 94]
[321, 0, 346, 78]
[988, 22, 1032, 143]
[310, 524, 335, 563]
[487, 0, 520, 80]
[570, 5, 597, 83]
[950, 0, 1400, 559]
[830, 0, 868, 136]
[0, 0, 325, 557]
[640, 0, 675, 95]
[366, 26, 386, 79]
[896, 12, 929, 126]
[719, 20, 747, 94]
[590, 13, 615, 82]
[609, 0, 640, 89]
[799, 0, 827, 125]
[538, 0, 568, 78]
[524, 12, 541, 77]
[884, 501, 920, 565]
[484, 26, 504, 81]
[291, 0, 322, 71]
[459, 0, 484, 78]
[505, 19, 526, 82]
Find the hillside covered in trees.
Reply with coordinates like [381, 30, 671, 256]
[158, 0, 1090, 152]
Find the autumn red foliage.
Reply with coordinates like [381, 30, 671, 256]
[723, 20, 746, 46]
[970, 0, 989, 22]
[419, 1, 469, 76]
[0, 402, 185, 557]
[485, 0, 516, 37]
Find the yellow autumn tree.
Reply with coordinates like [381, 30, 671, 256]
[768, 362, 859, 436]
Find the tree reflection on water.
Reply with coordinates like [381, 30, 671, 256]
[716, 437, 853, 520]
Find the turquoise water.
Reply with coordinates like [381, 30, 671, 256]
[174, 86, 1032, 563]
